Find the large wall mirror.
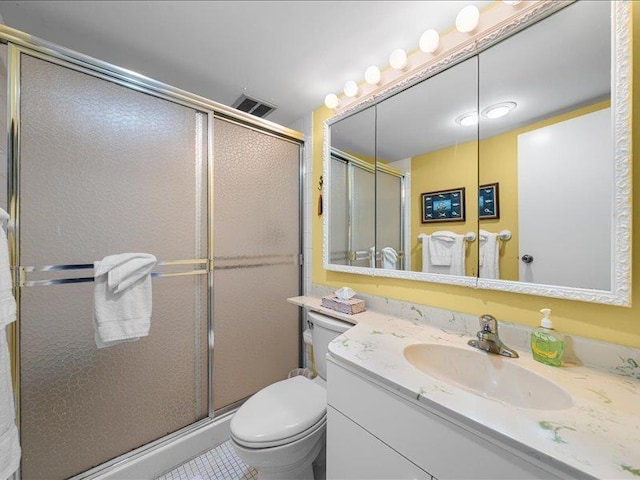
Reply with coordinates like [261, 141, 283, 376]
[324, 0, 631, 305]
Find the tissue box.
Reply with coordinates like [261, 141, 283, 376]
[321, 295, 366, 315]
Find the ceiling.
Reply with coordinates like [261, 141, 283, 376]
[0, 0, 492, 127]
[331, 0, 611, 162]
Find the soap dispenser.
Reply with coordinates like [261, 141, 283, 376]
[530, 308, 565, 367]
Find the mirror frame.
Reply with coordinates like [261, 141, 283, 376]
[323, 1, 631, 305]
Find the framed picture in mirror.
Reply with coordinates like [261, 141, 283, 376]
[479, 183, 499, 219]
[421, 187, 465, 223]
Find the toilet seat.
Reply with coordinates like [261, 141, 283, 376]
[232, 415, 326, 449]
[230, 376, 326, 448]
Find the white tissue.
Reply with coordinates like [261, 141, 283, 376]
[335, 287, 356, 300]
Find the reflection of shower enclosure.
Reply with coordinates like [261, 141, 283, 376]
[376, 167, 404, 269]
[5, 28, 302, 479]
[329, 148, 404, 269]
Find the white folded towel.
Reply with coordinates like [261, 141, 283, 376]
[0, 210, 15, 325]
[93, 253, 157, 348]
[0, 208, 20, 480]
[369, 246, 376, 269]
[479, 230, 500, 279]
[381, 247, 398, 270]
[428, 231, 456, 266]
[419, 232, 465, 276]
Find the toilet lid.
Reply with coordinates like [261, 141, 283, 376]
[230, 376, 326, 445]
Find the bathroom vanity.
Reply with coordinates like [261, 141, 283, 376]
[288, 296, 640, 480]
[326, 361, 565, 479]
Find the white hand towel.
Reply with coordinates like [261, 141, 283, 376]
[0, 210, 15, 326]
[479, 230, 500, 279]
[381, 247, 398, 270]
[447, 235, 466, 276]
[93, 253, 157, 348]
[418, 234, 429, 273]
[0, 208, 20, 480]
[428, 231, 456, 266]
[369, 247, 376, 269]
[420, 233, 465, 275]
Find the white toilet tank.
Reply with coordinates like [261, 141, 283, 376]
[307, 311, 352, 380]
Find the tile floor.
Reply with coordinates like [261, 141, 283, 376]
[156, 440, 257, 480]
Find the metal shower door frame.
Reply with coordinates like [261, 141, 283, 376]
[1, 23, 304, 480]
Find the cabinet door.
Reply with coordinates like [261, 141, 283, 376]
[327, 406, 431, 480]
[328, 360, 568, 479]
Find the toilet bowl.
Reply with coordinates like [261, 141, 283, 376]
[230, 311, 351, 479]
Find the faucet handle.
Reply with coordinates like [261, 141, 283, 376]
[479, 314, 498, 333]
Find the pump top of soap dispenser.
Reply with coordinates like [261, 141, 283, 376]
[540, 308, 553, 329]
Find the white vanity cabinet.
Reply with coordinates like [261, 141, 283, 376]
[326, 358, 574, 480]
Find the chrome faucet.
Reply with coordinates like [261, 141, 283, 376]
[467, 314, 519, 358]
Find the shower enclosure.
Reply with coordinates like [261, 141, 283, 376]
[1, 25, 303, 480]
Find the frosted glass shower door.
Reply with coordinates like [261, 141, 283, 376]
[212, 118, 300, 411]
[18, 54, 208, 479]
[376, 171, 403, 270]
[350, 165, 375, 268]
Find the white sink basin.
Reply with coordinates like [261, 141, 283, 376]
[404, 344, 574, 410]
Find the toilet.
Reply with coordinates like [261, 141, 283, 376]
[230, 311, 351, 480]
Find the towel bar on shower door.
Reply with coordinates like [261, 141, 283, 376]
[18, 258, 209, 287]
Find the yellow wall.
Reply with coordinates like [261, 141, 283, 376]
[312, 5, 639, 348]
[478, 130, 520, 281]
[411, 140, 478, 275]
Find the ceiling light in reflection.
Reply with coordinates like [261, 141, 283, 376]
[482, 101, 517, 119]
[455, 112, 478, 127]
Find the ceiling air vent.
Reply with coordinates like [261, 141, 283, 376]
[232, 93, 276, 118]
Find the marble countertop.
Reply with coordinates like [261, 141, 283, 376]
[288, 296, 640, 479]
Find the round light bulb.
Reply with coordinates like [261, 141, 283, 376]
[364, 65, 381, 85]
[324, 93, 339, 110]
[343, 80, 359, 98]
[389, 48, 408, 70]
[419, 29, 440, 53]
[455, 112, 478, 127]
[456, 5, 480, 33]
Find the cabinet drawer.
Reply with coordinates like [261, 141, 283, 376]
[327, 359, 569, 480]
[327, 406, 431, 480]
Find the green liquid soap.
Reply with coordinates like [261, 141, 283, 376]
[530, 308, 565, 367]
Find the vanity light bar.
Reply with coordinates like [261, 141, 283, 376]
[323, 2, 535, 112]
